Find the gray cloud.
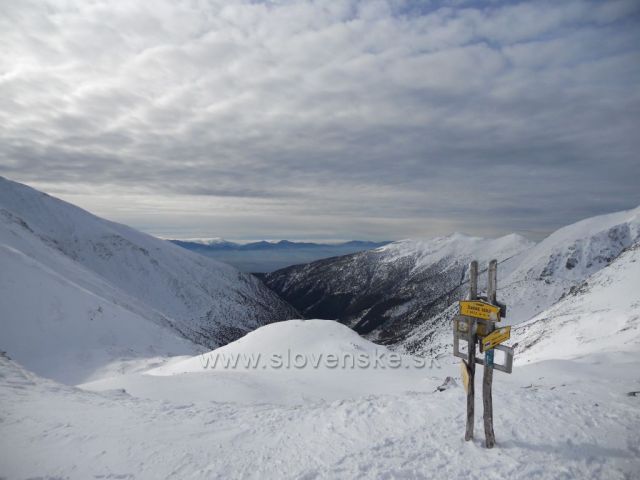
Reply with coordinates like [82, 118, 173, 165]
[1, 0, 639, 241]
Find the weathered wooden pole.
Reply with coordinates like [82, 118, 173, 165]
[483, 259, 497, 448]
[464, 260, 478, 441]
[469, 260, 478, 300]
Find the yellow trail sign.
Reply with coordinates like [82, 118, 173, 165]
[459, 300, 501, 321]
[482, 326, 511, 351]
[460, 360, 470, 393]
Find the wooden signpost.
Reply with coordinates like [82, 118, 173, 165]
[464, 260, 477, 441]
[453, 259, 514, 448]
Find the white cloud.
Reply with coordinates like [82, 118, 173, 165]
[1, 0, 639, 240]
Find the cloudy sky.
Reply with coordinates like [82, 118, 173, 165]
[1, 0, 639, 241]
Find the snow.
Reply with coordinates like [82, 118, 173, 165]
[81, 320, 438, 405]
[151, 319, 386, 374]
[2, 282, 640, 478]
[514, 242, 640, 363]
[1, 346, 638, 479]
[378, 232, 534, 275]
[499, 206, 640, 324]
[397, 206, 640, 356]
[1, 178, 640, 478]
[0, 243, 197, 384]
[0, 177, 296, 383]
[380, 208, 640, 331]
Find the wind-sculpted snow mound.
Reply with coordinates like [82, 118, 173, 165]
[150, 319, 383, 375]
[83, 320, 439, 405]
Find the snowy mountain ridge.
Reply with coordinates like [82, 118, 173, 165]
[0, 177, 297, 383]
[376, 233, 533, 278]
[399, 206, 640, 354]
[263, 232, 534, 346]
[264, 206, 640, 355]
[498, 205, 640, 324]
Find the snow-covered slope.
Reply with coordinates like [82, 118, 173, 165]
[500, 206, 640, 324]
[263, 233, 533, 345]
[377, 233, 530, 273]
[401, 207, 640, 356]
[0, 177, 297, 383]
[0, 244, 198, 384]
[514, 241, 640, 363]
[265, 206, 639, 356]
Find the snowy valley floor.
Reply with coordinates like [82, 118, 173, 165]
[1, 350, 639, 478]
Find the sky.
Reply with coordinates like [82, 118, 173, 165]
[1, 0, 639, 242]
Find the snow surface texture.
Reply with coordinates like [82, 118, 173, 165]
[0, 177, 297, 383]
[1, 322, 639, 479]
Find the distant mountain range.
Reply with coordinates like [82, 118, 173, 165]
[169, 239, 391, 272]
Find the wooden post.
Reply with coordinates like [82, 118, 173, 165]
[483, 259, 497, 448]
[469, 260, 478, 301]
[464, 260, 478, 441]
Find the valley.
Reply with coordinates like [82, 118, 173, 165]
[1, 179, 639, 479]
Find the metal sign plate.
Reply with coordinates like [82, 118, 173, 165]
[482, 326, 511, 351]
[459, 300, 501, 321]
